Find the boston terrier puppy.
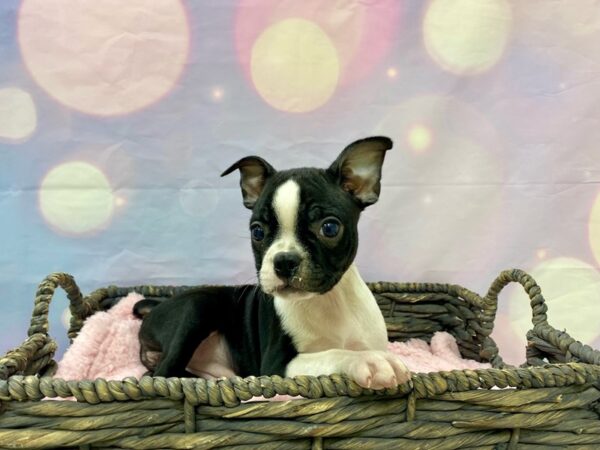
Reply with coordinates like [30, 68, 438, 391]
[134, 136, 410, 390]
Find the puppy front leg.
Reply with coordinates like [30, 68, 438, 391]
[286, 349, 410, 390]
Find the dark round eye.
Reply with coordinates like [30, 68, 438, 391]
[251, 224, 265, 241]
[320, 220, 340, 238]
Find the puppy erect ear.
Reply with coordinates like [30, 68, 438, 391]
[328, 136, 393, 207]
[221, 156, 276, 209]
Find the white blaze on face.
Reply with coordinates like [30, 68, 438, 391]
[274, 179, 300, 241]
[260, 179, 307, 294]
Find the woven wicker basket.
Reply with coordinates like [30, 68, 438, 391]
[0, 269, 599, 449]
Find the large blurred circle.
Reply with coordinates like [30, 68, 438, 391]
[423, 0, 512, 75]
[39, 162, 115, 235]
[370, 95, 504, 278]
[508, 257, 600, 344]
[0, 87, 37, 141]
[376, 95, 502, 156]
[250, 18, 339, 113]
[179, 180, 220, 218]
[18, 0, 189, 116]
[236, 0, 401, 90]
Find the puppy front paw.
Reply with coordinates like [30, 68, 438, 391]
[347, 351, 411, 389]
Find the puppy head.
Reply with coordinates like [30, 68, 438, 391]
[222, 136, 392, 300]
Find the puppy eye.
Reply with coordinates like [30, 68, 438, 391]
[320, 219, 340, 238]
[251, 223, 265, 241]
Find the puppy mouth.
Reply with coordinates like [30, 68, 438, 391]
[274, 284, 305, 295]
[267, 276, 318, 298]
[259, 270, 330, 298]
[264, 273, 339, 297]
[270, 282, 317, 301]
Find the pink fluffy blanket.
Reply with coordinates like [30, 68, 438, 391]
[55, 292, 490, 383]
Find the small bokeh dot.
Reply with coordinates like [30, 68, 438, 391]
[407, 124, 433, 153]
[211, 87, 224, 102]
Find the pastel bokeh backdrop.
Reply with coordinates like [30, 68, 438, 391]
[1, 0, 600, 365]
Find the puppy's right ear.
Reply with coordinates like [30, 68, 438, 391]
[221, 156, 276, 209]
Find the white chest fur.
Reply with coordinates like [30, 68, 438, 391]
[274, 264, 388, 353]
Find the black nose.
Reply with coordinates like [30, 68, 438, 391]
[273, 252, 301, 279]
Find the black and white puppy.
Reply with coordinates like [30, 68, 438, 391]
[135, 136, 410, 390]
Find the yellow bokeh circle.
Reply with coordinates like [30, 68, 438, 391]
[0, 87, 37, 141]
[508, 257, 600, 344]
[589, 191, 600, 267]
[39, 162, 115, 235]
[18, 0, 189, 116]
[407, 124, 432, 152]
[250, 18, 340, 113]
[423, 0, 512, 75]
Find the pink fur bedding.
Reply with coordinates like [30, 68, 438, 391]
[55, 292, 491, 384]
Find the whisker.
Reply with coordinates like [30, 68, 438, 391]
[235, 275, 261, 302]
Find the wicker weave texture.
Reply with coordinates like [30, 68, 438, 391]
[0, 269, 599, 449]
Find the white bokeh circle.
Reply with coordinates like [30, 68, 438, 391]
[0, 87, 37, 141]
[61, 307, 72, 330]
[39, 162, 115, 235]
[589, 191, 600, 267]
[508, 257, 600, 344]
[423, 0, 512, 75]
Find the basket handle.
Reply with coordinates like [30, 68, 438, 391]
[480, 268, 548, 338]
[28, 272, 96, 341]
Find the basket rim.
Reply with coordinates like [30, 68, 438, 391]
[2, 270, 599, 407]
[1, 360, 599, 407]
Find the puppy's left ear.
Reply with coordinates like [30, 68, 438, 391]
[221, 156, 276, 209]
[328, 136, 393, 207]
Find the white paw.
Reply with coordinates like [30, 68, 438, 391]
[347, 351, 411, 389]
